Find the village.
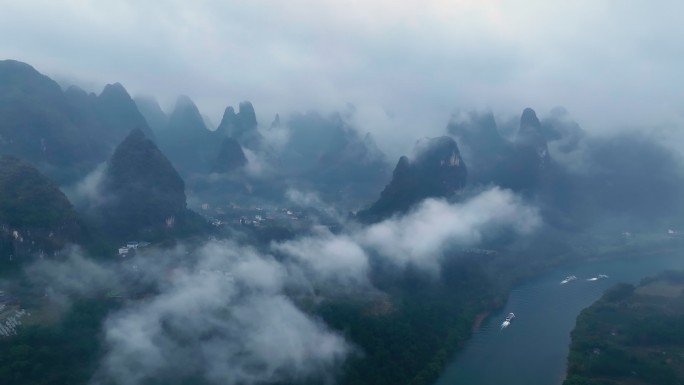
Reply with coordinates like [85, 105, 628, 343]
[0, 291, 27, 337]
[117, 240, 151, 257]
[198, 203, 307, 229]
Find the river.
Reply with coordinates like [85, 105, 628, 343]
[435, 250, 684, 385]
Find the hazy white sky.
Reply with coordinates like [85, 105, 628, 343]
[1, 0, 683, 155]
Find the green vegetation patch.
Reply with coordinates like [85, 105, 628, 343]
[636, 281, 684, 298]
[564, 271, 684, 385]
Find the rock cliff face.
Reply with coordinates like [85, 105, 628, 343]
[509, 108, 551, 191]
[517, 107, 549, 166]
[357, 136, 467, 222]
[0, 156, 84, 260]
[97, 128, 198, 240]
[166, 96, 208, 137]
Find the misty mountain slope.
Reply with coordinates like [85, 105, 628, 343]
[0, 60, 164, 184]
[133, 95, 168, 133]
[213, 137, 248, 173]
[280, 111, 366, 173]
[517, 107, 550, 165]
[152, 100, 285, 207]
[63, 82, 157, 159]
[93, 82, 156, 142]
[575, 133, 684, 223]
[63, 85, 102, 136]
[356, 136, 467, 223]
[0, 155, 84, 262]
[94, 128, 207, 241]
[155, 95, 217, 175]
[276, 111, 390, 206]
[450, 107, 684, 230]
[510, 107, 551, 191]
[534, 110, 684, 228]
[540, 106, 585, 154]
[0, 60, 105, 171]
[185, 108, 390, 209]
[447, 108, 550, 192]
[447, 111, 505, 186]
[215, 101, 268, 153]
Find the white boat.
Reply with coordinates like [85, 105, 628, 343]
[501, 312, 515, 329]
[587, 274, 609, 281]
[560, 275, 577, 284]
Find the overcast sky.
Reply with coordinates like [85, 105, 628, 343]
[1, 0, 683, 155]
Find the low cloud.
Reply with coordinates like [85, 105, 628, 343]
[274, 229, 371, 288]
[62, 162, 109, 211]
[285, 189, 342, 220]
[361, 188, 540, 272]
[243, 148, 274, 179]
[24, 241, 350, 385]
[20, 187, 539, 384]
[261, 122, 291, 152]
[98, 242, 348, 385]
[276, 187, 541, 276]
[26, 249, 122, 310]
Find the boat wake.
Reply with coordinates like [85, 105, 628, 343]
[560, 275, 577, 284]
[587, 274, 609, 282]
[500, 312, 515, 330]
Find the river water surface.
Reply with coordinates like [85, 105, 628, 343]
[435, 251, 684, 385]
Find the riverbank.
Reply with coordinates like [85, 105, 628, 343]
[564, 271, 684, 384]
[435, 245, 684, 385]
[472, 311, 490, 332]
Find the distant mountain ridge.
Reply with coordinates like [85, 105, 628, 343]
[273, 111, 390, 207]
[448, 107, 550, 192]
[449, 106, 684, 230]
[0, 59, 389, 208]
[0, 60, 103, 171]
[0, 60, 154, 183]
